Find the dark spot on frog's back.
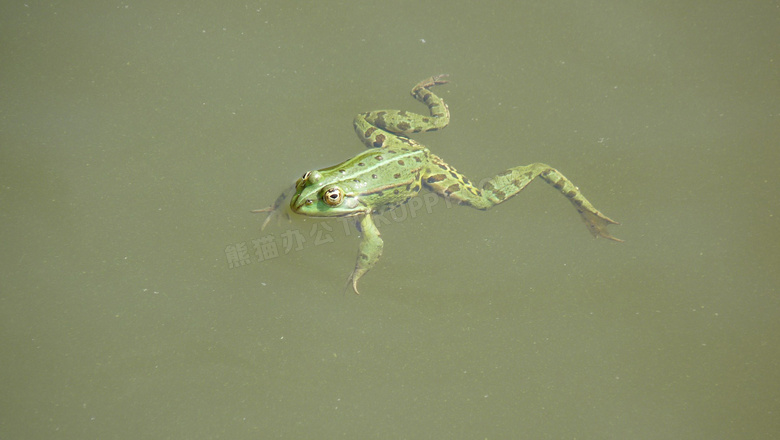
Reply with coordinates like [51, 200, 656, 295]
[374, 155, 383, 161]
[397, 160, 405, 166]
[393, 173, 401, 179]
[372, 134, 386, 148]
[397, 122, 411, 131]
[445, 183, 460, 195]
[426, 174, 446, 183]
[364, 127, 376, 137]
[498, 169, 513, 177]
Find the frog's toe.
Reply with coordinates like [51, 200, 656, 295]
[251, 206, 274, 229]
[252, 206, 290, 231]
[580, 210, 623, 242]
[430, 73, 449, 85]
[594, 227, 623, 243]
[416, 74, 449, 90]
[345, 273, 362, 295]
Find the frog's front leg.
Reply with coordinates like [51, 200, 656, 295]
[345, 213, 384, 295]
[251, 184, 295, 230]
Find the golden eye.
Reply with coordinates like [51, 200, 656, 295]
[322, 187, 343, 206]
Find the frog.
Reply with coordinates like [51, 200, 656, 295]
[254, 75, 621, 294]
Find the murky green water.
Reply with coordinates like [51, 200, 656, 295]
[2, 1, 778, 438]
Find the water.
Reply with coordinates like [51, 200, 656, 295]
[1, 1, 778, 438]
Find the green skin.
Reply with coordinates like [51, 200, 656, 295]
[255, 75, 622, 294]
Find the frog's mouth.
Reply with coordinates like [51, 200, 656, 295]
[289, 193, 310, 213]
[290, 193, 330, 216]
[290, 191, 365, 217]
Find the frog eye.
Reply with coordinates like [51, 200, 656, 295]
[322, 187, 344, 206]
[307, 171, 322, 184]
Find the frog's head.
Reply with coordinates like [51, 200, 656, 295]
[290, 170, 365, 217]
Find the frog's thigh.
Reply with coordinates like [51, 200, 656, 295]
[356, 110, 447, 136]
[423, 157, 493, 209]
[353, 115, 402, 149]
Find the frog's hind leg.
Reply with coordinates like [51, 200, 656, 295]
[488, 164, 623, 241]
[424, 156, 622, 242]
[353, 75, 451, 149]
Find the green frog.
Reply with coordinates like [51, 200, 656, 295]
[254, 75, 621, 294]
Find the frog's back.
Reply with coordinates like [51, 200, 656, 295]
[317, 146, 427, 211]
